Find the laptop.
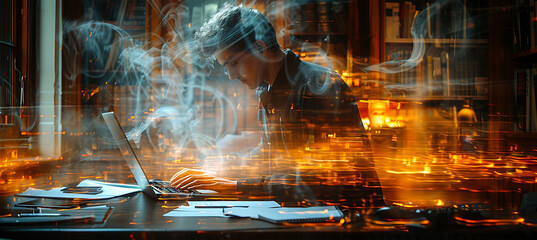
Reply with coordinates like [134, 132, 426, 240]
[102, 111, 217, 200]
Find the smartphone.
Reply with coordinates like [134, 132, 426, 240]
[60, 186, 103, 194]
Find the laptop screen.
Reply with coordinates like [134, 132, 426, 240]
[102, 112, 158, 199]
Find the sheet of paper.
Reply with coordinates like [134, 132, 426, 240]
[223, 207, 263, 219]
[77, 179, 140, 189]
[163, 202, 281, 218]
[15, 180, 141, 200]
[187, 201, 280, 208]
[164, 206, 227, 217]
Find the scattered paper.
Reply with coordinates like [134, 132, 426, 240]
[164, 206, 226, 217]
[187, 201, 280, 208]
[163, 201, 281, 218]
[77, 180, 140, 189]
[15, 180, 141, 200]
[223, 207, 263, 219]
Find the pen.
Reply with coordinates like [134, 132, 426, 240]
[17, 213, 70, 217]
[194, 206, 249, 208]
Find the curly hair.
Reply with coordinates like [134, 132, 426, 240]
[194, 4, 279, 58]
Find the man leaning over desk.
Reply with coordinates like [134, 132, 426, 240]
[170, 4, 384, 207]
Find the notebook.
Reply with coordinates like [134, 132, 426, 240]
[257, 206, 344, 224]
[102, 111, 218, 200]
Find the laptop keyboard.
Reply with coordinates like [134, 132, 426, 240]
[150, 181, 197, 194]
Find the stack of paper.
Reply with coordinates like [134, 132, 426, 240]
[163, 201, 280, 218]
[187, 201, 281, 208]
[164, 201, 345, 224]
[164, 206, 227, 217]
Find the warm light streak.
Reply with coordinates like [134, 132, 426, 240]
[386, 168, 431, 174]
[282, 221, 344, 226]
[454, 216, 524, 225]
[367, 218, 430, 226]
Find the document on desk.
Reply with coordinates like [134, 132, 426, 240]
[15, 180, 141, 200]
[164, 206, 227, 217]
[187, 201, 281, 208]
[163, 201, 281, 217]
[223, 207, 265, 219]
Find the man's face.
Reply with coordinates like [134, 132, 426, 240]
[215, 48, 262, 90]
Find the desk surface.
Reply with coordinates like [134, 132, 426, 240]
[2, 152, 537, 239]
[2, 192, 537, 240]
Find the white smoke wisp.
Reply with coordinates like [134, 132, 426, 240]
[363, 5, 429, 74]
[62, 3, 239, 167]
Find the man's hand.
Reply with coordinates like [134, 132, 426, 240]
[169, 168, 236, 192]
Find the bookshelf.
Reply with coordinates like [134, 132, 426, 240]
[379, 0, 490, 101]
[512, 0, 537, 132]
[281, 0, 352, 73]
[364, 0, 496, 154]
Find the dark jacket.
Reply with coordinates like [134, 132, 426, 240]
[238, 50, 384, 207]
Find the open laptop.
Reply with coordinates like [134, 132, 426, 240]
[102, 111, 218, 200]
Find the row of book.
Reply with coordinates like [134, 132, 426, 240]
[385, 0, 487, 40]
[514, 67, 537, 131]
[512, 0, 537, 53]
[385, 1, 415, 40]
[385, 49, 488, 97]
[288, 1, 347, 34]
